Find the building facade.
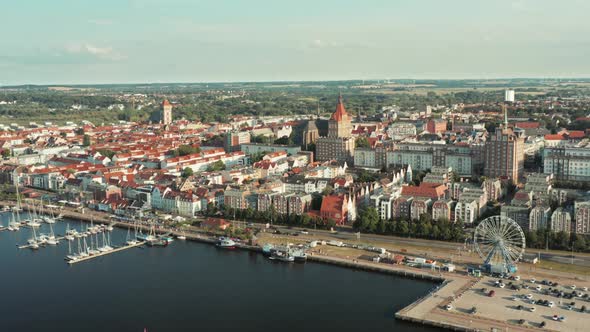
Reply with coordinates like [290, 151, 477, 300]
[484, 127, 525, 183]
[543, 143, 590, 183]
[574, 201, 590, 234]
[225, 131, 251, 153]
[316, 94, 355, 164]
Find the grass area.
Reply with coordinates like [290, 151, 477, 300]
[536, 260, 590, 276]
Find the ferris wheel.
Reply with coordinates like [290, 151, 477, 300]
[473, 215, 526, 270]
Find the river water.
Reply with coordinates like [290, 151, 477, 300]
[0, 212, 441, 332]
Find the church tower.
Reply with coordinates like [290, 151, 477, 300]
[161, 99, 172, 125]
[315, 94, 355, 164]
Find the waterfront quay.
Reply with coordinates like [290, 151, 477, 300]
[2, 201, 588, 332]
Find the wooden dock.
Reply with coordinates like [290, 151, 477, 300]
[67, 241, 146, 264]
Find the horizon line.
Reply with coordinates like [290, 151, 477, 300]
[3, 76, 590, 88]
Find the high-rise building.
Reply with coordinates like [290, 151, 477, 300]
[484, 126, 525, 183]
[550, 207, 572, 233]
[161, 99, 173, 125]
[529, 206, 551, 231]
[505, 89, 515, 103]
[315, 94, 355, 163]
[224, 131, 251, 153]
[574, 201, 590, 235]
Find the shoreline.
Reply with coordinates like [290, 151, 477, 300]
[0, 201, 571, 331]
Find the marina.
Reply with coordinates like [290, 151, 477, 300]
[2, 201, 589, 332]
[66, 240, 146, 264]
[0, 211, 438, 332]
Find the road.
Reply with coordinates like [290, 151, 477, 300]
[226, 219, 590, 269]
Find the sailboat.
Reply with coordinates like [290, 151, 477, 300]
[126, 227, 137, 245]
[8, 211, 20, 231]
[79, 237, 89, 257]
[87, 232, 100, 255]
[65, 238, 78, 261]
[12, 178, 23, 212]
[42, 201, 56, 224]
[46, 223, 59, 245]
[27, 226, 40, 249]
[64, 224, 76, 241]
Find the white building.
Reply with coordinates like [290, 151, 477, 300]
[550, 207, 572, 233]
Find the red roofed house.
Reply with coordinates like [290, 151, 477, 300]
[320, 194, 348, 225]
[401, 182, 447, 200]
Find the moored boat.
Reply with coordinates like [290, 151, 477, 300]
[216, 237, 236, 249]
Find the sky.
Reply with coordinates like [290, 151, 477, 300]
[1, 0, 590, 85]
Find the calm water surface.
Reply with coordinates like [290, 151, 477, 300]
[0, 212, 441, 332]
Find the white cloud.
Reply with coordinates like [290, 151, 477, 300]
[65, 43, 126, 61]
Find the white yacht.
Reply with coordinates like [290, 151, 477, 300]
[27, 220, 41, 228]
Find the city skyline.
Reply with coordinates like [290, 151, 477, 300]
[2, 0, 590, 85]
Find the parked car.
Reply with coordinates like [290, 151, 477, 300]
[445, 304, 453, 311]
[529, 306, 536, 312]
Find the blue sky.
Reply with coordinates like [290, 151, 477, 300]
[1, 0, 589, 84]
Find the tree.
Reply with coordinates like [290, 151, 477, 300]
[207, 160, 226, 172]
[357, 170, 379, 183]
[354, 207, 379, 232]
[182, 167, 194, 178]
[173, 145, 201, 157]
[0, 148, 10, 158]
[355, 136, 370, 148]
[573, 234, 587, 252]
[96, 149, 116, 159]
[396, 220, 409, 235]
[82, 134, 91, 146]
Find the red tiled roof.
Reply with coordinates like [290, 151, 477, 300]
[514, 122, 540, 129]
[330, 94, 349, 122]
[568, 131, 586, 139]
[544, 134, 565, 140]
[401, 183, 446, 199]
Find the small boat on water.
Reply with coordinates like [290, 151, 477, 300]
[146, 238, 168, 247]
[269, 250, 295, 262]
[216, 237, 236, 249]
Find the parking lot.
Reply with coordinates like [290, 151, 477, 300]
[450, 276, 589, 331]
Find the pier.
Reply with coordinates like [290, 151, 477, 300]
[67, 241, 146, 264]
